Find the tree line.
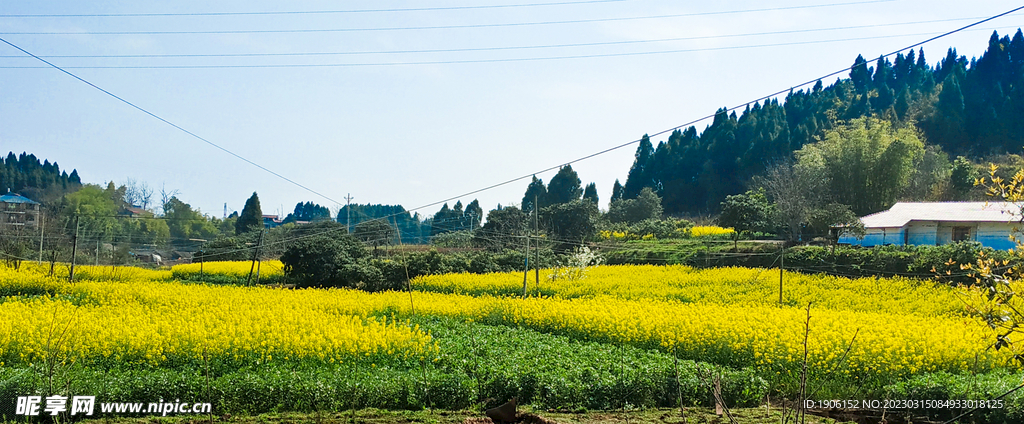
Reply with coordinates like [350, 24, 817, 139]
[0, 151, 81, 203]
[620, 29, 1024, 215]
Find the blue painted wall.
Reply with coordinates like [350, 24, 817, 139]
[840, 222, 1018, 250]
[841, 227, 902, 246]
[975, 224, 1016, 250]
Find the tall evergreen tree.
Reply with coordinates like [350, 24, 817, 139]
[235, 192, 263, 235]
[582, 182, 599, 204]
[926, 72, 969, 152]
[430, 203, 454, 236]
[545, 165, 583, 205]
[522, 176, 547, 212]
[1009, 30, 1024, 82]
[611, 179, 624, 202]
[850, 55, 872, 92]
[284, 201, 330, 223]
[623, 135, 654, 199]
[465, 199, 483, 230]
[872, 55, 895, 111]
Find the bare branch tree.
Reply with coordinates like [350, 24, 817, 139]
[122, 178, 140, 207]
[159, 183, 180, 216]
[138, 181, 154, 210]
[120, 178, 154, 210]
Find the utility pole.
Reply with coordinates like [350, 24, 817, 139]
[344, 193, 354, 233]
[246, 230, 265, 286]
[95, 238, 100, 265]
[37, 210, 44, 264]
[779, 242, 785, 306]
[391, 215, 416, 315]
[522, 234, 529, 298]
[534, 195, 539, 288]
[69, 215, 79, 283]
[255, 254, 263, 285]
[190, 239, 208, 279]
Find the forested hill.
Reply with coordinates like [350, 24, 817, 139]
[0, 151, 82, 202]
[621, 29, 1024, 215]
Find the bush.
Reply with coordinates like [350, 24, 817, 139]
[602, 240, 1014, 284]
[280, 233, 391, 290]
[607, 187, 663, 224]
[784, 241, 1008, 283]
[387, 249, 557, 284]
[431, 230, 475, 249]
[541, 200, 600, 251]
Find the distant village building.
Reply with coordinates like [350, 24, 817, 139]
[839, 202, 1021, 250]
[262, 214, 311, 229]
[0, 192, 41, 228]
[120, 205, 153, 218]
[263, 214, 283, 229]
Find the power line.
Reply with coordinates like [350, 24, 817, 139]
[0, 1, 898, 35]
[0, 0, 634, 18]
[0, 16, 1006, 60]
[0, 38, 344, 206]
[4, 27, 1020, 70]
[156, 6, 1018, 255]
[320, 5, 1024, 240]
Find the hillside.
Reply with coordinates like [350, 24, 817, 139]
[621, 29, 1024, 215]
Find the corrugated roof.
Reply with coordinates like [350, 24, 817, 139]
[860, 202, 1020, 228]
[0, 193, 39, 205]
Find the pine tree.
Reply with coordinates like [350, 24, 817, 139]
[453, 201, 466, 231]
[545, 165, 583, 205]
[465, 199, 483, 230]
[623, 135, 654, 199]
[1009, 30, 1024, 82]
[611, 179, 624, 202]
[522, 176, 547, 213]
[850, 55, 872, 92]
[928, 72, 969, 152]
[872, 56, 895, 111]
[583, 182, 599, 204]
[235, 192, 263, 235]
[431, 203, 453, 236]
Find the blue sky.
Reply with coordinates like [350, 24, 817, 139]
[1, 0, 1022, 219]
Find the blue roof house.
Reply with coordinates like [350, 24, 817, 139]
[838, 202, 1022, 250]
[0, 192, 41, 229]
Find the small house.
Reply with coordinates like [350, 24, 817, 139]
[838, 202, 1021, 250]
[262, 214, 283, 229]
[0, 192, 41, 228]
